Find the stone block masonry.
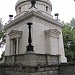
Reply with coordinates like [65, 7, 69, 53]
[0, 53, 75, 75]
[4, 53, 60, 66]
[0, 64, 59, 75]
[59, 63, 75, 75]
[0, 53, 60, 75]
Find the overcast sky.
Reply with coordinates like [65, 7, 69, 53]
[0, 0, 75, 56]
[51, 0, 75, 22]
[0, 0, 75, 23]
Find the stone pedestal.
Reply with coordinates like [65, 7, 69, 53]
[4, 52, 60, 66]
[2, 53, 60, 75]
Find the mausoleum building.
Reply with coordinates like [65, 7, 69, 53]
[5, 0, 67, 63]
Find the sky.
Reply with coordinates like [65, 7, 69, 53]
[0, 0, 75, 56]
[51, 0, 75, 22]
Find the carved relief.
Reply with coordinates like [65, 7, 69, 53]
[44, 29, 60, 38]
[8, 30, 22, 39]
[5, 54, 59, 66]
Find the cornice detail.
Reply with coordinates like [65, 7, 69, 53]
[5, 11, 63, 29]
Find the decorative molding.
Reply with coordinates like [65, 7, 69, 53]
[5, 11, 63, 29]
[8, 30, 22, 39]
[44, 29, 61, 38]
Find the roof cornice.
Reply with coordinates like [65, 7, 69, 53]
[5, 11, 63, 29]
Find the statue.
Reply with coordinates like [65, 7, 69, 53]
[30, 0, 36, 8]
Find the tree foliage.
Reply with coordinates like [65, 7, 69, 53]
[0, 18, 6, 47]
[0, 18, 6, 60]
[0, 29, 6, 47]
[63, 18, 75, 62]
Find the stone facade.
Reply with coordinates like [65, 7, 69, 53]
[4, 0, 67, 63]
[5, 10, 67, 62]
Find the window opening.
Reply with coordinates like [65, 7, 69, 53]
[19, 7, 21, 13]
[46, 6, 48, 12]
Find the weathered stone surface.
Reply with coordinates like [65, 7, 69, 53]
[5, 53, 59, 66]
[0, 62, 75, 75]
[59, 63, 75, 75]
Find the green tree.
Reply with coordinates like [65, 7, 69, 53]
[63, 19, 75, 62]
[0, 18, 6, 47]
[0, 18, 6, 60]
[0, 29, 6, 47]
[0, 51, 5, 61]
[70, 18, 75, 28]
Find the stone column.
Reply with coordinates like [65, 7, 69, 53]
[58, 38, 59, 55]
[10, 39, 11, 55]
[45, 36, 51, 54]
[16, 38, 19, 54]
[10, 39, 13, 55]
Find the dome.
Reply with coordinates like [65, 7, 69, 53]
[15, 0, 27, 8]
[15, 0, 52, 18]
[15, 0, 52, 8]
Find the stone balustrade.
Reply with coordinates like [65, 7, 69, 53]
[5, 53, 60, 66]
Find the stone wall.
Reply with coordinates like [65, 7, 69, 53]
[0, 64, 5, 75]
[1, 62, 75, 75]
[0, 53, 75, 75]
[59, 63, 75, 75]
[0, 64, 59, 75]
[0, 53, 60, 75]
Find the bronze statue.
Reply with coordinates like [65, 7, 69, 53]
[31, 0, 36, 8]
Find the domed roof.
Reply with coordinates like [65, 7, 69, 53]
[15, 0, 51, 8]
[15, 0, 27, 8]
[15, 0, 52, 19]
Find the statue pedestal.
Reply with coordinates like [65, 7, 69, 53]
[29, 7, 37, 12]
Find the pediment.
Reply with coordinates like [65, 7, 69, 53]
[44, 29, 61, 38]
[45, 29, 60, 35]
[8, 30, 22, 39]
[49, 29, 61, 35]
[8, 30, 22, 36]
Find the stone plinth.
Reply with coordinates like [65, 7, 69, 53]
[5, 53, 60, 66]
[0, 53, 60, 75]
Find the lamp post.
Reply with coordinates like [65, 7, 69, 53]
[26, 22, 34, 52]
